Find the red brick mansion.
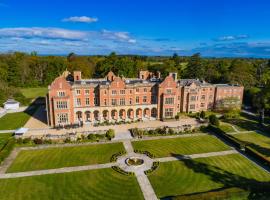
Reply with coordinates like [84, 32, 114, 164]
[46, 70, 244, 127]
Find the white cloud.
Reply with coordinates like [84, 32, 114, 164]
[0, 27, 88, 41]
[101, 30, 136, 43]
[62, 16, 98, 23]
[214, 34, 249, 41]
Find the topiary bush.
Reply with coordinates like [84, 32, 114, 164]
[106, 129, 115, 140]
[209, 114, 220, 126]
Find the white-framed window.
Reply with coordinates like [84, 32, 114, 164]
[129, 98, 132, 105]
[166, 89, 172, 94]
[201, 103, 205, 107]
[56, 101, 68, 109]
[104, 90, 107, 95]
[57, 113, 68, 124]
[130, 90, 132, 94]
[120, 90, 125, 95]
[189, 104, 195, 109]
[111, 99, 117, 106]
[136, 96, 139, 104]
[165, 97, 174, 105]
[76, 98, 81, 106]
[136, 88, 139, 93]
[85, 89, 90, 95]
[120, 98, 125, 105]
[85, 98, 90, 105]
[58, 91, 65, 97]
[143, 96, 147, 103]
[165, 108, 174, 117]
[144, 88, 147, 93]
[201, 95, 206, 100]
[209, 95, 213, 100]
[112, 90, 117, 95]
[190, 96, 196, 101]
[104, 99, 107, 106]
[76, 89, 81, 95]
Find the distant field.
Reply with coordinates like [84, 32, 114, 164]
[148, 154, 270, 198]
[232, 131, 270, 159]
[0, 168, 144, 200]
[7, 143, 125, 172]
[132, 135, 230, 157]
[0, 110, 36, 130]
[20, 87, 47, 99]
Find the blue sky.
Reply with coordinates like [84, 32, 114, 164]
[0, 0, 270, 57]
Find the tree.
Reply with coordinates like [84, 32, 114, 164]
[253, 87, 270, 124]
[106, 129, 115, 140]
[209, 114, 220, 126]
[200, 111, 206, 119]
[183, 53, 205, 79]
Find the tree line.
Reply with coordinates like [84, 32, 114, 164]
[0, 51, 270, 118]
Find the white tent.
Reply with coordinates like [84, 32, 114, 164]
[3, 99, 20, 110]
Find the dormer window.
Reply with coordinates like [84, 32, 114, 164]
[58, 91, 65, 97]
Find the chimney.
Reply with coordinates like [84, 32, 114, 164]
[73, 71, 81, 81]
[169, 72, 177, 81]
[156, 71, 161, 79]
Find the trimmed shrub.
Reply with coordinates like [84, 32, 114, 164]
[134, 149, 155, 158]
[209, 114, 220, 126]
[144, 162, 160, 175]
[87, 134, 97, 141]
[33, 138, 43, 144]
[106, 129, 115, 140]
[111, 166, 134, 176]
[200, 111, 206, 119]
[110, 151, 126, 162]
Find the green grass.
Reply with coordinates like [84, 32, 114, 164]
[0, 168, 144, 200]
[132, 135, 230, 158]
[20, 87, 48, 99]
[0, 133, 13, 150]
[0, 110, 36, 130]
[7, 143, 125, 173]
[148, 154, 270, 198]
[219, 123, 235, 133]
[233, 131, 270, 159]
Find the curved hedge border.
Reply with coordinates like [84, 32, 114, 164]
[111, 166, 134, 176]
[0, 138, 15, 164]
[134, 149, 155, 158]
[144, 162, 160, 175]
[110, 150, 126, 162]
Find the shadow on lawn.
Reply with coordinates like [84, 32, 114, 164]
[162, 153, 270, 200]
[247, 143, 270, 158]
[23, 97, 47, 124]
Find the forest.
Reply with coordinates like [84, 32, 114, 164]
[0, 52, 270, 116]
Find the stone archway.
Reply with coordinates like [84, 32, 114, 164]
[151, 108, 157, 118]
[143, 108, 150, 118]
[85, 111, 91, 122]
[136, 108, 142, 119]
[76, 111, 82, 122]
[93, 110, 99, 121]
[127, 109, 134, 119]
[103, 110, 109, 121]
[119, 109, 126, 120]
[111, 109, 118, 120]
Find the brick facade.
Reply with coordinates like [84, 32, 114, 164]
[46, 70, 244, 127]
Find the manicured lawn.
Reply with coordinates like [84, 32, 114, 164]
[0, 133, 13, 150]
[0, 168, 144, 200]
[219, 123, 235, 133]
[223, 117, 262, 132]
[233, 131, 270, 159]
[0, 107, 37, 130]
[20, 87, 48, 99]
[132, 135, 230, 157]
[7, 143, 125, 172]
[148, 154, 270, 198]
